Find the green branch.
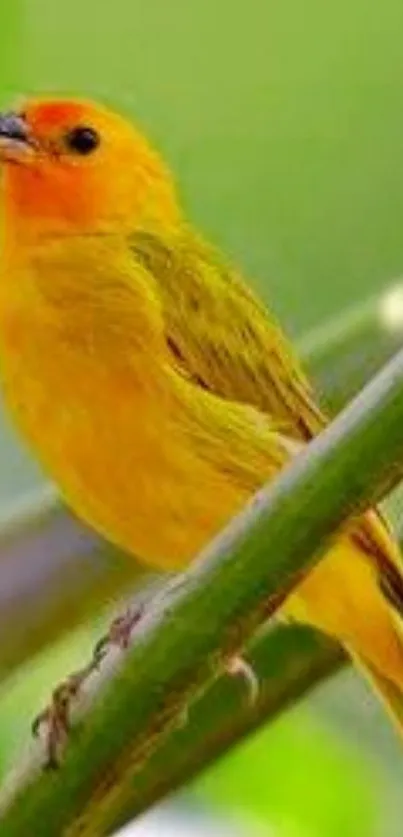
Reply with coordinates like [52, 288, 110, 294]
[1, 347, 403, 833]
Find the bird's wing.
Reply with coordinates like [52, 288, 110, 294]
[130, 226, 403, 588]
[130, 226, 325, 442]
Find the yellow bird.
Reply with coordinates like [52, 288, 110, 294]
[0, 98, 403, 732]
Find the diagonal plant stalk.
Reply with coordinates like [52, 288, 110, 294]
[2, 347, 403, 835]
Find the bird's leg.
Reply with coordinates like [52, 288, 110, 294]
[224, 654, 260, 705]
[31, 605, 146, 769]
[32, 658, 99, 769]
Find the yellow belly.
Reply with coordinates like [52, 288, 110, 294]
[0, 348, 251, 568]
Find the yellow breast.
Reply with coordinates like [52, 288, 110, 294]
[0, 236, 269, 568]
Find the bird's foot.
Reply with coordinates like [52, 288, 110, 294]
[32, 659, 98, 769]
[92, 574, 188, 664]
[92, 604, 146, 664]
[225, 654, 259, 705]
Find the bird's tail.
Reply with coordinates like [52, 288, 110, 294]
[348, 509, 403, 740]
[284, 510, 403, 738]
[350, 653, 403, 739]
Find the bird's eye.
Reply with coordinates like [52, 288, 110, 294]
[64, 125, 100, 155]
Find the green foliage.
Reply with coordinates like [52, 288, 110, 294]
[197, 712, 376, 837]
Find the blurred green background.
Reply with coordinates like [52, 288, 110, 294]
[1, 1, 403, 835]
[2, 0, 403, 498]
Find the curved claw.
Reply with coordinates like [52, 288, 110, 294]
[92, 634, 110, 665]
[225, 655, 260, 706]
[32, 709, 47, 739]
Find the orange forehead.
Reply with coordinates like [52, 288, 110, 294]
[24, 98, 100, 135]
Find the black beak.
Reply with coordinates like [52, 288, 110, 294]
[0, 112, 30, 146]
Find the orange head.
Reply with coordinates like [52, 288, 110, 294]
[0, 97, 180, 241]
